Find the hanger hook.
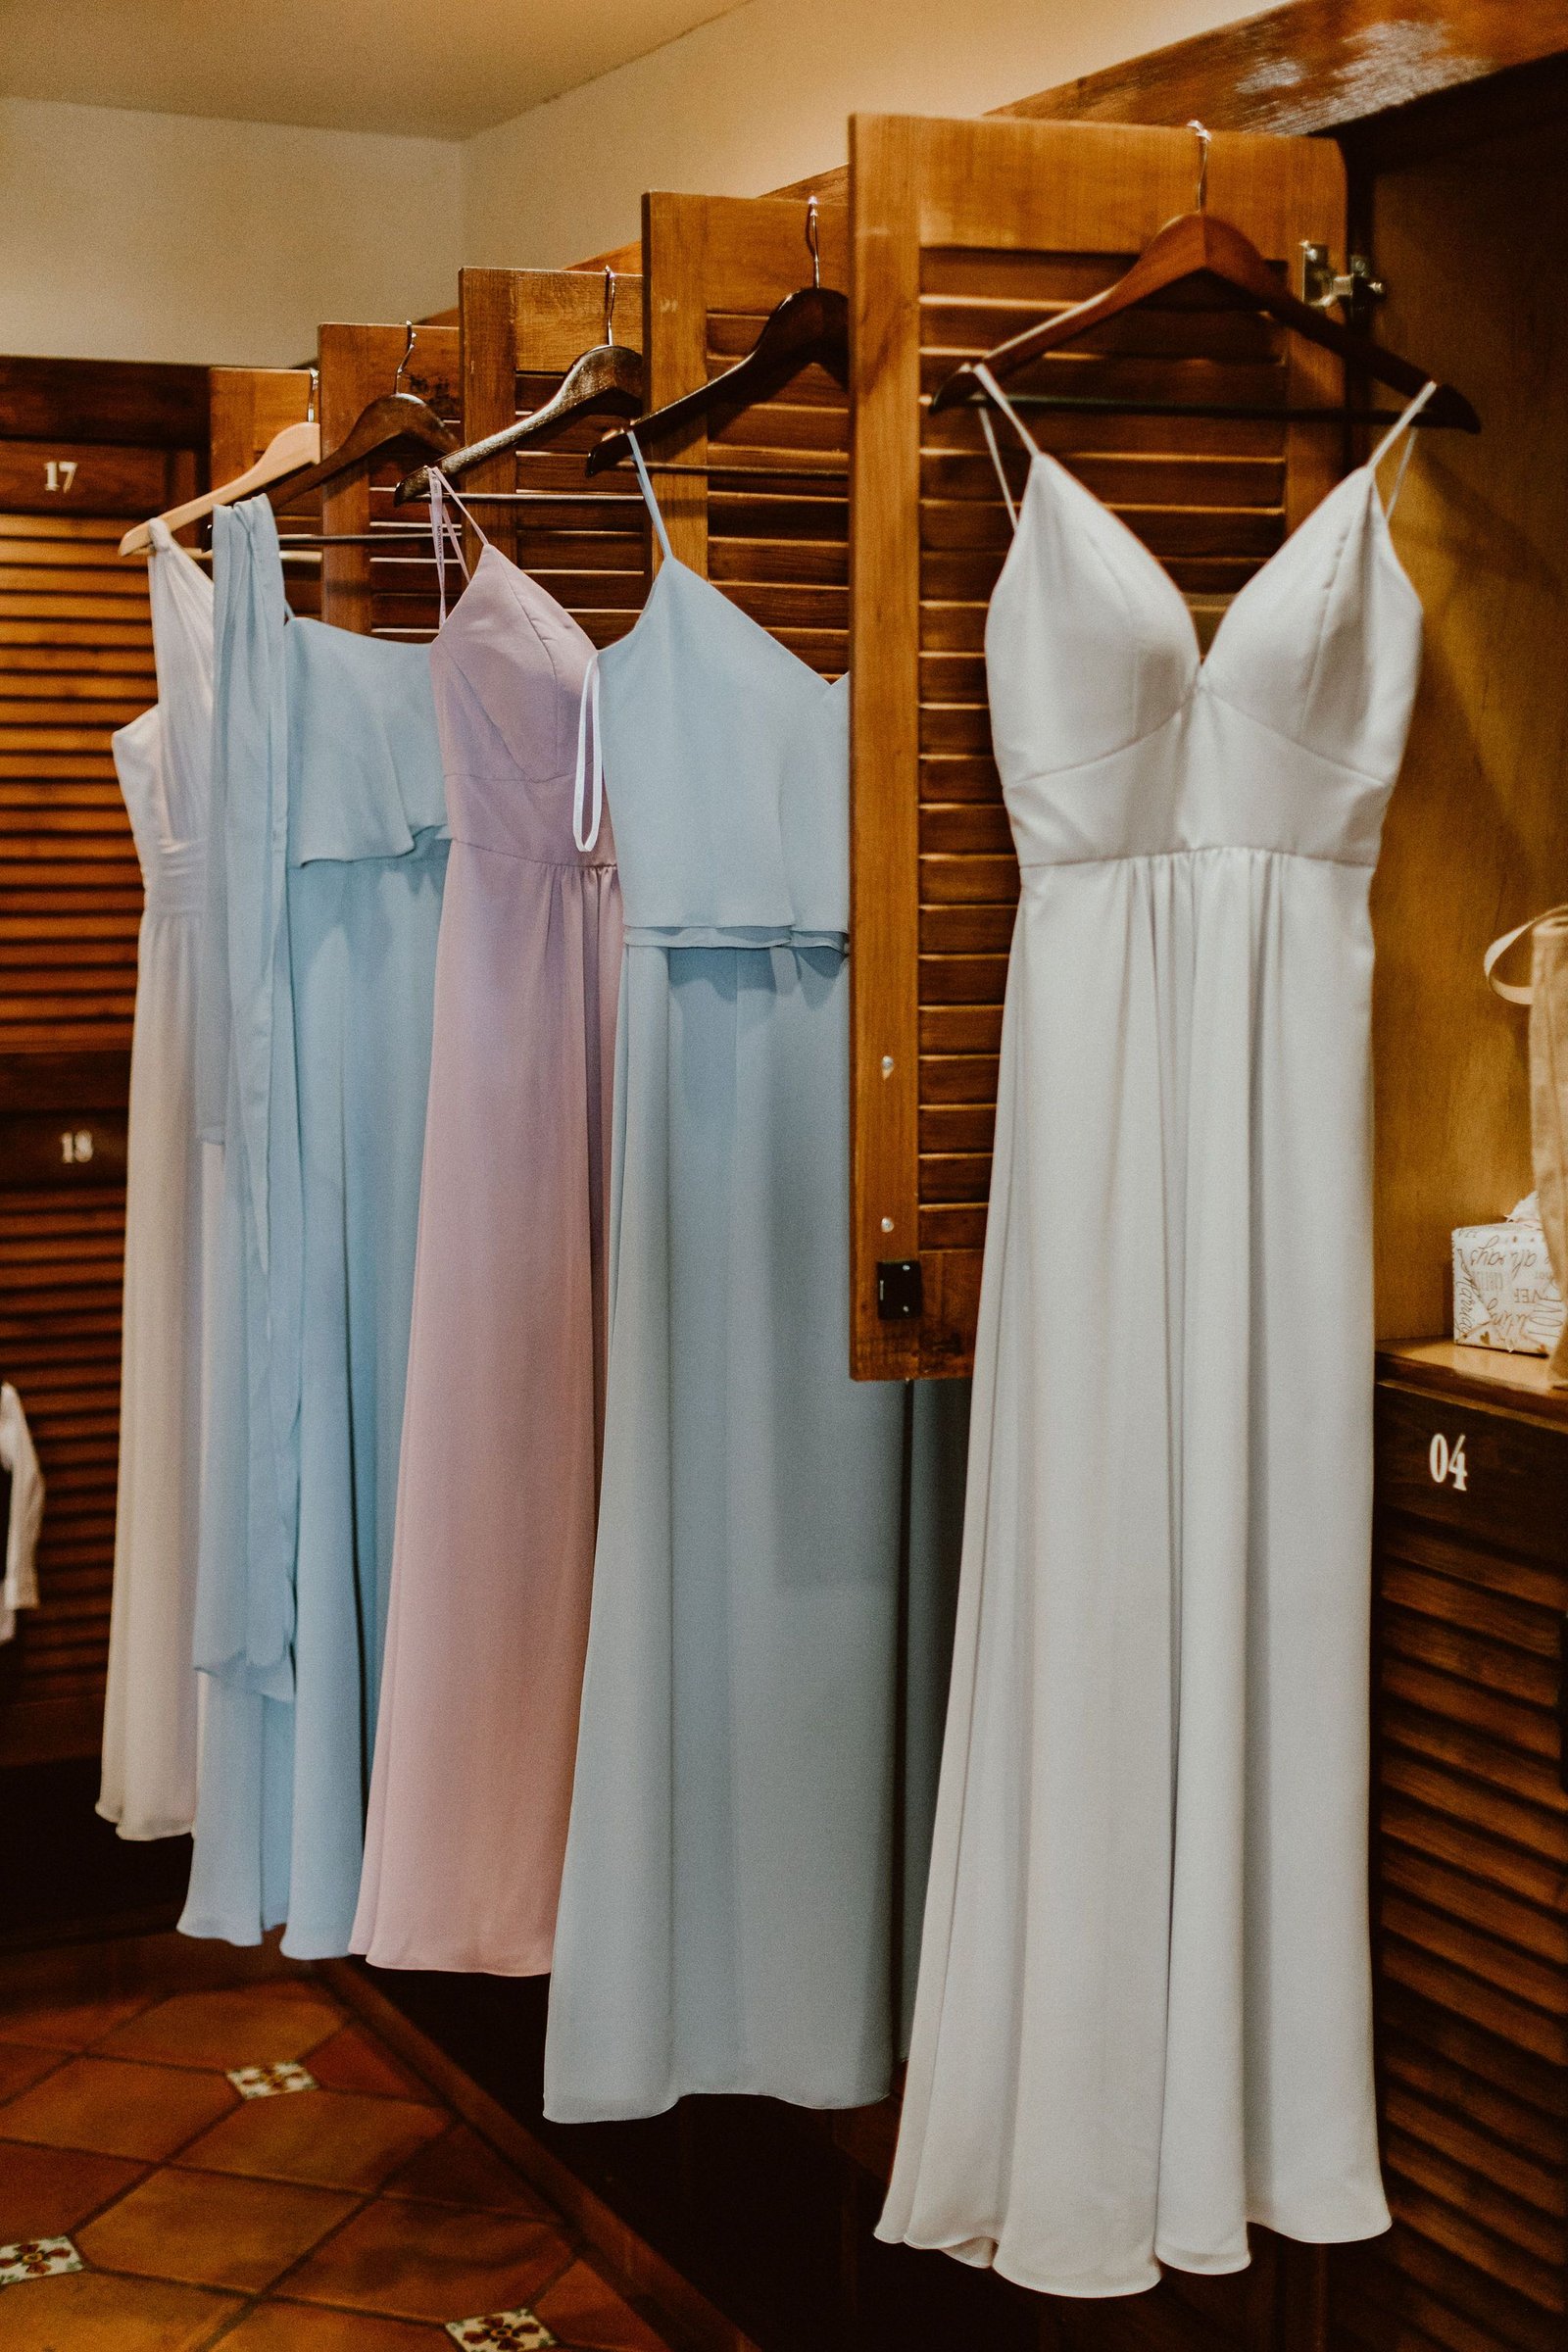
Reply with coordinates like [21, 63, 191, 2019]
[604, 266, 615, 343]
[1186, 120, 1211, 212]
[806, 196, 820, 290]
[394, 319, 416, 394]
[306, 366, 318, 425]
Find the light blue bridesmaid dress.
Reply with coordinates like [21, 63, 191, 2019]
[180, 499, 447, 1957]
[543, 451, 965, 2121]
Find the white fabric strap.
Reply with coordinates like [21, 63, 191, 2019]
[977, 403, 1019, 532]
[627, 436, 674, 563]
[1370, 378, 1438, 518]
[427, 471, 470, 623]
[973, 364, 1041, 457]
[573, 652, 605, 853]
[1485, 904, 1568, 1006]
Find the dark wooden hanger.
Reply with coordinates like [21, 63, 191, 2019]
[269, 325, 457, 511]
[396, 270, 643, 508]
[931, 127, 1479, 433]
[587, 200, 847, 479]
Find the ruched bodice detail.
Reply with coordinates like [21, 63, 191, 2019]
[430, 545, 614, 869]
[987, 454, 1425, 871]
[595, 559, 849, 944]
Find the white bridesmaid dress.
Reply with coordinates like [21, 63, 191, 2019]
[98, 521, 216, 1841]
[880, 378, 1435, 2295]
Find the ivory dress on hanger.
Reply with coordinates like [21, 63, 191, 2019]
[880, 384, 1435, 2294]
[181, 498, 447, 1957]
[544, 450, 963, 2120]
[98, 523, 215, 1839]
[353, 487, 622, 1975]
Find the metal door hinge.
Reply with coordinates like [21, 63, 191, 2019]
[1299, 242, 1386, 326]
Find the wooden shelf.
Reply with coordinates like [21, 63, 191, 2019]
[1376, 1335, 1568, 1421]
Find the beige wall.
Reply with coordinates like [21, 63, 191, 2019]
[2, 2, 1257, 368]
[0, 99, 463, 367]
[462, 0, 1254, 269]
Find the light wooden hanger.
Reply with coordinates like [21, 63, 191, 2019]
[119, 395, 319, 559]
[587, 200, 848, 481]
[931, 124, 1480, 433]
[396, 270, 644, 509]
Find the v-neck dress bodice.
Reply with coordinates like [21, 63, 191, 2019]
[543, 457, 966, 2122]
[986, 447, 1423, 867]
[880, 391, 1431, 2295]
[353, 540, 622, 1977]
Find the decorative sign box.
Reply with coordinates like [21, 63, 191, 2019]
[1452, 1195, 1566, 1356]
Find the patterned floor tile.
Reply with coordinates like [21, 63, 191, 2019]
[0, 1991, 152, 2053]
[97, 1985, 343, 2072]
[0, 2268, 242, 2350]
[0, 2049, 61, 2107]
[0, 2236, 81, 2286]
[307, 2025, 427, 2102]
[76, 2164, 356, 2294]
[284, 2195, 572, 2323]
[382, 2125, 553, 2218]
[446, 2308, 557, 2350]
[0, 2057, 235, 2161]
[174, 2084, 447, 2192]
[210, 2304, 448, 2349]
[534, 2261, 675, 2352]
[0, 2142, 147, 2241]
[227, 2063, 317, 2100]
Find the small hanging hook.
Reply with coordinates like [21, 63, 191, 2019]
[604, 266, 615, 344]
[1186, 120, 1211, 213]
[394, 319, 416, 393]
[806, 196, 820, 290]
[306, 366, 318, 425]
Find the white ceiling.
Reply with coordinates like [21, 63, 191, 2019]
[0, 0, 752, 138]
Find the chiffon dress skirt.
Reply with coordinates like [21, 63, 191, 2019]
[180, 498, 448, 1958]
[880, 381, 1436, 2294]
[354, 511, 622, 1977]
[98, 521, 216, 1840]
[544, 454, 964, 2123]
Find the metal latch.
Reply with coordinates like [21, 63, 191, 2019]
[1299, 242, 1386, 322]
[876, 1259, 924, 1320]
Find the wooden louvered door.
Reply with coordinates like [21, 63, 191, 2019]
[640, 191, 849, 675]
[0, 356, 208, 1765]
[208, 365, 318, 616]
[316, 322, 461, 640]
[1339, 1349, 1568, 2352]
[848, 115, 1345, 1377]
[456, 266, 646, 647]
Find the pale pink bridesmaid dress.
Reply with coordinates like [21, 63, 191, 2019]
[353, 494, 621, 1974]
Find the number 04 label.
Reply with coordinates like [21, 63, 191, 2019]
[1428, 1431, 1469, 1493]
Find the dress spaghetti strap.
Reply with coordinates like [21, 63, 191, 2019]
[628, 436, 675, 564]
[427, 471, 490, 622]
[573, 653, 604, 854]
[1369, 378, 1437, 519]
[974, 364, 1041, 536]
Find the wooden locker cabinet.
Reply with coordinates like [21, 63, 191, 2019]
[0, 356, 207, 1770]
[1347, 1347, 1568, 2352]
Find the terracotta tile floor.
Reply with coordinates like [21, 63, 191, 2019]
[0, 1941, 677, 2351]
